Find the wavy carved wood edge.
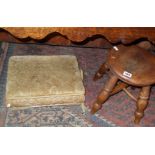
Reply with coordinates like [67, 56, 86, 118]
[0, 27, 155, 48]
[0, 28, 112, 48]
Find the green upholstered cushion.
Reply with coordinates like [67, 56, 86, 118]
[5, 55, 85, 108]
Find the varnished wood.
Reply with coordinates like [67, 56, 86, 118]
[1, 27, 155, 47]
[137, 41, 154, 51]
[107, 45, 155, 86]
[111, 82, 128, 95]
[123, 88, 137, 102]
[134, 86, 151, 124]
[93, 62, 129, 95]
[92, 45, 155, 124]
[0, 30, 112, 48]
[93, 63, 109, 81]
[91, 74, 118, 114]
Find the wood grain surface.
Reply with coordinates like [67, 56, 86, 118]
[1, 27, 155, 45]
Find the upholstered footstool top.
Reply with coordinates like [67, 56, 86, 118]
[5, 55, 85, 108]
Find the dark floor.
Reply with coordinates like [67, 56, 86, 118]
[1, 43, 155, 127]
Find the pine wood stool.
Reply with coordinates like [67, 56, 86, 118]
[91, 45, 155, 124]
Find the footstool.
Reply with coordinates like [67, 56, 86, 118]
[5, 55, 85, 108]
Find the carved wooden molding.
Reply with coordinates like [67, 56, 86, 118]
[1, 27, 155, 46]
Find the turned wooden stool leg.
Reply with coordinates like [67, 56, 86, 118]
[91, 74, 118, 114]
[134, 86, 151, 124]
[93, 63, 108, 81]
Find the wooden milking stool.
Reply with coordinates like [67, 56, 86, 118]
[91, 45, 155, 124]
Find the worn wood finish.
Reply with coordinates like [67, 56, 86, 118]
[91, 45, 155, 124]
[0, 29, 112, 48]
[93, 63, 109, 81]
[91, 74, 118, 114]
[108, 45, 155, 86]
[134, 86, 151, 124]
[1, 27, 155, 46]
[111, 82, 128, 95]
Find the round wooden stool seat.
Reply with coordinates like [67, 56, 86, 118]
[108, 45, 155, 86]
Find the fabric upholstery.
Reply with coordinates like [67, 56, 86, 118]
[5, 55, 85, 107]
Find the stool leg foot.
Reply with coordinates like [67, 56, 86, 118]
[93, 63, 108, 81]
[134, 86, 151, 124]
[91, 75, 118, 114]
